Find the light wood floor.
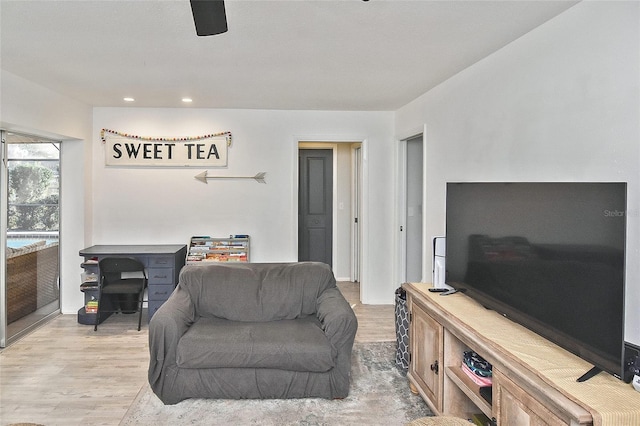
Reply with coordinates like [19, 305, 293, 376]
[0, 282, 395, 426]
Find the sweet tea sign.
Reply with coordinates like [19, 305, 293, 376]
[101, 129, 231, 167]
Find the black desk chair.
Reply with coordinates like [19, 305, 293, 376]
[95, 257, 147, 331]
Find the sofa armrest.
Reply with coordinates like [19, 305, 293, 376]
[316, 287, 358, 396]
[316, 286, 358, 360]
[148, 285, 195, 391]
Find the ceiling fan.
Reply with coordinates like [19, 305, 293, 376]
[190, 0, 228, 36]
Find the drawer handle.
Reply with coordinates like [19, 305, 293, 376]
[153, 275, 168, 279]
[430, 360, 439, 375]
[154, 291, 169, 295]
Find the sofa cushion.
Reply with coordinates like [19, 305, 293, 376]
[176, 315, 336, 372]
[178, 262, 336, 321]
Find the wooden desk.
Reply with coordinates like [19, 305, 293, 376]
[79, 244, 187, 322]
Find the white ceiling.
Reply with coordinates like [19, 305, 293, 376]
[1, 0, 578, 111]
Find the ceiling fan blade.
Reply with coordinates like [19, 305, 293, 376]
[190, 0, 228, 36]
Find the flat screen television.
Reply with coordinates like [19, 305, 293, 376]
[445, 182, 629, 382]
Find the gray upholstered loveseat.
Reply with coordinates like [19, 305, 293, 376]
[148, 262, 358, 405]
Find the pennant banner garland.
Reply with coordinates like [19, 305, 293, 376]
[101, 129, 231, 167]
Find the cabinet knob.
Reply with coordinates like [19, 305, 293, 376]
[430, 360, 439, 374]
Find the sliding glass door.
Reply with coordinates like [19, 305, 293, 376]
[1, 130, 61, 347]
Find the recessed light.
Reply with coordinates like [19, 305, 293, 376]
[123, 97, 135, 102]
[182, 98, 193, 103]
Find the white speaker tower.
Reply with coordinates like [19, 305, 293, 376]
[432, 237, 452, 290]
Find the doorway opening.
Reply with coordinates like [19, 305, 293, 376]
[297, 141, 363, 289]
[398, 134, 424, 284]
[1, 130, 61, 347]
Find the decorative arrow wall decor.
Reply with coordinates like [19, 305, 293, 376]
[195, 171, 267, 184]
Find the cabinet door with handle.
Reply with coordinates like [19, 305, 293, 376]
[409, 298, 444, 413]
[494, 369, 568, 426]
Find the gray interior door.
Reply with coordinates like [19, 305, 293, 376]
[298, 149, 333, 266]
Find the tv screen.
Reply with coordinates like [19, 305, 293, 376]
[445, 182, 626, 381]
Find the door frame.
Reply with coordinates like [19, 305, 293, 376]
[293, 136, 366, 299]
[0, 131, 7, 347]
[351, 143, 362, 283]
[396, 125, 428, 285]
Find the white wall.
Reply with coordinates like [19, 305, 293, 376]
[7, 1, 631, 317]
[395, 2, 640, 343]
[1, 70, 93, 314]
[92, 108, 395, 303]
